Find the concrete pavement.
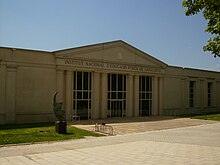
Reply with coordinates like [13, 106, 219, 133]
[0, 121, 220, 164]
[74, 117, 218, 135]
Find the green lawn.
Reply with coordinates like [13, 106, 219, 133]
[0, 123, 101, 145]
[179, 113, 220, 121]
[191, 114, 220, 121]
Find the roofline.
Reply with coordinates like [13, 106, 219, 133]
[0, 46, 51, 53]
[184, 67, 220, 73]
[119, 40, 168, 67]
[168, 65, 220, 73]
[0, 41, 168, 67]
[2, 41, 219, 73]
[1, 40, 167, 66]
[53, 40, 123, 53]
[54, 40, 168, 67]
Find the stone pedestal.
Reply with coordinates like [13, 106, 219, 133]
[55, 121, 67, 134]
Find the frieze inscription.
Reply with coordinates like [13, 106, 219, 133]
[62, 59, 163, 73]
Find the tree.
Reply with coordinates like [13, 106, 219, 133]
[182, 0, 220, 57]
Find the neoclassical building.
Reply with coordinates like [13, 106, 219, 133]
[0, 40, 220, 124]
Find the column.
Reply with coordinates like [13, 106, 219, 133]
[204, 79, 207, 108]
[65, 70, 72, 121]
[127, 74, 134, 117]
[134, 75, 139, 117]
[101, 73, 107, 119]
[92, 72, 100, 119]
[181, 78, 186, 114]
[5, 63, 17, 124]
[199, 79, 204, 113]
[0, 61, 6, 124]
[215, 81, 220, 108]
[213, 81, 217, 107]
[56, 70, 64, 102]
[196, 79, 200, 107]
[159, 77, 163, 115]
[185, 79, 189, 109]
[152, 76, 159, 116]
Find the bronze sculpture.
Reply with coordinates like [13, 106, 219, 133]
[53, 92, 66, 121]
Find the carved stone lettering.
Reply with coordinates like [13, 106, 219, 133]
[61, 59, 163, 73]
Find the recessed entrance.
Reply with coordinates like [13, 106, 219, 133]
[139, 76, 152, 116]
[73, 71, 92, 120]
[107, 74, 126, 117]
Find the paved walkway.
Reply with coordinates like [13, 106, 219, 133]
[73, 117, 218, 135]
[0, 119, 220, 164]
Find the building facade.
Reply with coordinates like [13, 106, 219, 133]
[0, 40, 220, 124]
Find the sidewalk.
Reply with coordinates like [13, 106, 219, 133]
[73, 116, 218, 135]
[0, 119, 219, 165]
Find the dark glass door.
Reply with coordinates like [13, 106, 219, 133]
[73, 71, 91, 120]
[107, 74, 126, 118]
[139, 76, 152, 116]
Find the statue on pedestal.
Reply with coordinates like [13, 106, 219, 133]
[53, 92, 66, 134]
[53, 92, 66, 121]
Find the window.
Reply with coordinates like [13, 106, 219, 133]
[73, 71, 92, 120]
[139, 76, 152, 116]
[107, 74, 126, 117]
[207, 82, 213, 107]
[189, 81, 196, 107]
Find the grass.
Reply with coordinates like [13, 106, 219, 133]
[0, 123, 101, 145]
[191, 114, 220, 121]
[179, 113, 220, 121]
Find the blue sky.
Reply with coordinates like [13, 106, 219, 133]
[0, 0, 219, 71]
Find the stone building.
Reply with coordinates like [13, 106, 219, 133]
[0, 40, 219, 124]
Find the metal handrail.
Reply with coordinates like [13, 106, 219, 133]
[94, 123, 115, 136]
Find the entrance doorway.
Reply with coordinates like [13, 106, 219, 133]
[110, 101, 123, 117]
[139, 76, 152, 116]
[73, 71, 92, 120]
[107, 74, 126, 117]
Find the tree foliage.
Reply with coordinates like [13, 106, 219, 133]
[182, 0, 220, 57]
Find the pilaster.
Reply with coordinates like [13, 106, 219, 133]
[101, 73, 108, 118]
[92, 72, 101, 119]
[159, 77, 163, 115]
[134, 75, 139, 117]
[204, 79, 207, 107]
[199, 79, 205, 112]
[0, 61, 6, 124]
[213, 81, 217, 107]
[152, 76, 159, 115]
[65, 70, 72, 121]
[127, 74, 134, 117]
[56, 70, 64, 102]
[5, 62, 17, 123]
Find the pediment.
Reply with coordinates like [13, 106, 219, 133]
[54, 40, 167, 68]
